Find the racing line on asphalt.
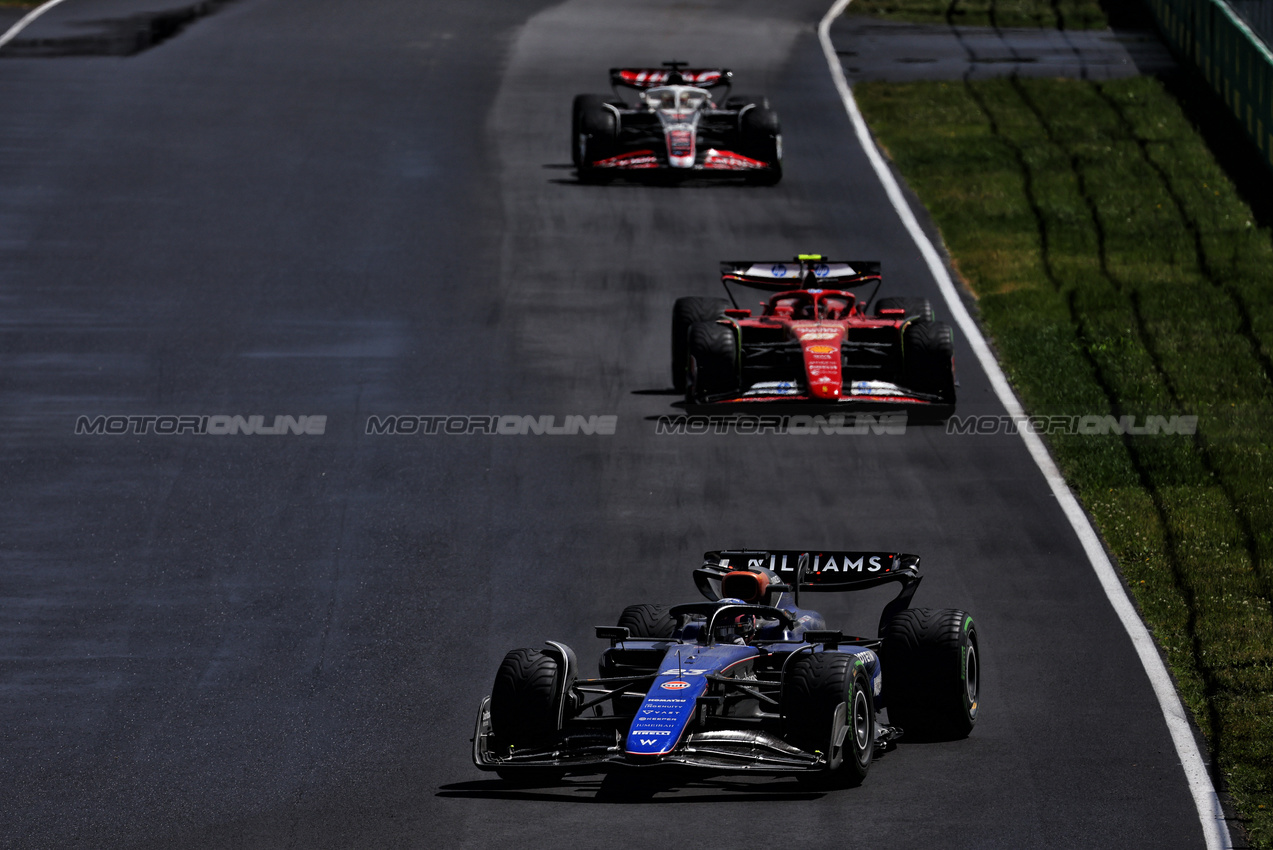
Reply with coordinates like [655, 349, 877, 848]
[816, 1, 1232, 846]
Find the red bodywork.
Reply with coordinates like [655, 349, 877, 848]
[720, 284, 927, 404]
[679, 258, 955, 409]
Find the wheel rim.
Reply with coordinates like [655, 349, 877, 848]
[852, 687, 871, 753]
[965, 643, 979, 716]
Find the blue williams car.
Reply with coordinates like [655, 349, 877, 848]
[472, 549, 979, 786]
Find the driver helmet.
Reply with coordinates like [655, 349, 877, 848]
[714, 613, 757, 644]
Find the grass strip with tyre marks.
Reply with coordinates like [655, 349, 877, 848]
[856, 75, 1273, 847]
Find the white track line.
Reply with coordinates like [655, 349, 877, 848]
[0, 0, 74, 51]
[816, 2, 1232, 847]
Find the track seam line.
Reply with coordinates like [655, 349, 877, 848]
[815, 3, 1231, 847]
[0, 0, 74, 51]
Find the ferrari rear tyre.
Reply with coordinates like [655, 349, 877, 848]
[875, 296, 935, 323]
[489, 648, 573, 748]
[880, 608, 979, 740]
[686, 320, 739, 402]
[783, 651, 873, 786]
[617, 603, 678, 638]
[672, 297, 730, 391]
[902, 320, 955, 404]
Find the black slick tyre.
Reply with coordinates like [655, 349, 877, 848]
[671, 297, 730, 391]
[617, 603, 677, 638]
[880, 608, 979, 741]
[783, 651, 873, 786]
[686, 320, 739, 402]
[874, 296, 935, 323]
[902, 320, 955, 404]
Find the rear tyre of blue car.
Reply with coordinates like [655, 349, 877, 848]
[616, 603, 678, 638]
[783, 652, 873, 786]
[881, 608, 979, 741]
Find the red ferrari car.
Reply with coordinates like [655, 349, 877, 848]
[672, 256, 955, 411]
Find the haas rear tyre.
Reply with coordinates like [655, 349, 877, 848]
[686, 320, 739, 402]
[672, 297, 730, 391]
[875, 296, 935, 323]
[881, 608, 979, 741]
[783, 652, 873, 786]
[617, 603, 677, 638]
[489, 648, 573, 748]
[903, 320, 956, 404]
[725, 94, 770, 110]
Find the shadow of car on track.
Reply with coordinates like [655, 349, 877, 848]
[632, 390, 952, 426]
[436, 771, 828, 804]
[541, 163, 778, 189]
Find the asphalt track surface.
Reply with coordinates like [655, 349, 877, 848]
[0, 0, 1210, 847]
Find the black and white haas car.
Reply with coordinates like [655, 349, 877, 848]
[473, 549, 980, 785]
[571, 61, 782, 184]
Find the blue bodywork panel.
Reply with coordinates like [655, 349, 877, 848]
[626, 643, 757, 755]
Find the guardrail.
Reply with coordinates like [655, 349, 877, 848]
[1146, 0, 1273, 171]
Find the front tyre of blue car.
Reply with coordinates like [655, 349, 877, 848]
[784, 652, 873, 787]
[489, 647, 570, 748]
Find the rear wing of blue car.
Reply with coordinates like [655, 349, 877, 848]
[697, 549, 922, 636]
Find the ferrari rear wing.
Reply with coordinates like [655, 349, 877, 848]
[720, 256, 882, 292]
[697, 549, 922, 636]
[610, 66, 732, 89]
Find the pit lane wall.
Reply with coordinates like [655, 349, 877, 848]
[1146, 0, 1273, 172]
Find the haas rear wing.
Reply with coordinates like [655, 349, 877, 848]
[611, 67, 732, 89]
[721, 256, 882, 292]
[697, 549, 922, 636]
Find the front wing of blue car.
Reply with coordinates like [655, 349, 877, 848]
[472, 696, 825, 773]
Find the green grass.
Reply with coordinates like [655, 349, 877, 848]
[856, 76, 1273, 847]
[845, 0, 1108, 29]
